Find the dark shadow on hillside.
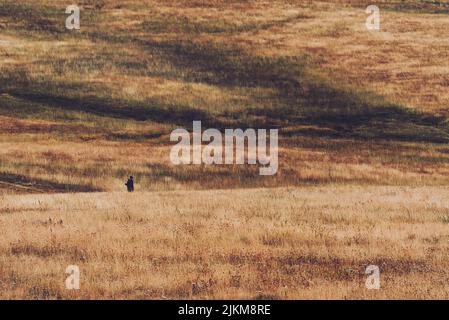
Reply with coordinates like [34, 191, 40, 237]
[0, 172, 100, 193]
[77, 31, 449, 143]
[5, 90, 214, 125]
[345, 0, 449, 14]
[1, 18, 449, 143]
[0, 76, 216, 127]
[0, 2, 66, 36]
[0, 1, 99, 38]
[138, 12, 313, 35]
[132, 38, 449, 143]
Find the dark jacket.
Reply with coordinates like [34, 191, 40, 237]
[125, 178, 134, 192]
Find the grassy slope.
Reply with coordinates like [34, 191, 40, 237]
[0, 0, 449, 192]
[1, 1, 449, 301]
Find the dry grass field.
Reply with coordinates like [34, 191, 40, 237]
[1, 186, 449, 299]
[1, 0, 449, 299]
[1, 0, 449, 191]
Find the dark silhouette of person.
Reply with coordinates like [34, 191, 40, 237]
[125, 176, 134, 192]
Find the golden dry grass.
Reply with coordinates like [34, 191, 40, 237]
[239, 0, 449, 114]
[1, 186, 449, 299]
[1, 0, 449, 300]
[1, 0, 449, 192]
[2, 134, 449, 194]
[3, 0, 449, 113]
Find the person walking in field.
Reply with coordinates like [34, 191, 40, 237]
[125, 176, 134, 192]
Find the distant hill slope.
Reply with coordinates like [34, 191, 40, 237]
[1, 0, 449, 192]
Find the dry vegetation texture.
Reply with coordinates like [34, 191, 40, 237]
[1, 186, 449, 299]
[1, 0, 449, 300]
[1, 0, 449, 191]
